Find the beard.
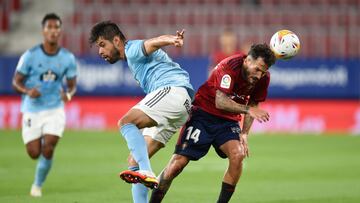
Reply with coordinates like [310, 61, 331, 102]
[242, 67, 258, 88]
[107, 48, 121, 64]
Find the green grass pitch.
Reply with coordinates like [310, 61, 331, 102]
[1, 130, 360, 203]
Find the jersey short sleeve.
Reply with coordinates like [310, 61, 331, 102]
[214, 64, 235, 95]
[65, 53, 77, 79]
[125, 40, 147, 61]
[16, 50, 32, 75]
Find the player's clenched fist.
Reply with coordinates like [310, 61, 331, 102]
[26, 88, 41, 98]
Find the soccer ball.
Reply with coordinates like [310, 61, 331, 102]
[270, 30, 300, 60]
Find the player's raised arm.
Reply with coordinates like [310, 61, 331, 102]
[143, 29, 185, 55]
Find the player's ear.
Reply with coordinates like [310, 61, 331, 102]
[113, 36, 121, 47]
[244, 55, 250, 64]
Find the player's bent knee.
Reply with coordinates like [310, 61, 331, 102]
[117, 118, 124, 128]
[117, 116, 134, 128]
[229, 151, 245, 164]
[42, 145, 55, 159]
[27, 148, 41, 159]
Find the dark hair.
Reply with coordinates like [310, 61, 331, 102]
[248, 43, 276, 68]
[89, 21, 126, 45]
[42, 13, 62, 27]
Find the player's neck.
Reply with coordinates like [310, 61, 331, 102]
[42, 42, 60, 55]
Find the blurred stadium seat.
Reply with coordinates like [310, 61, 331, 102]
[56, 0, 360, 57]
[3, 0, 358, 57]
[0, 0, 22, 32]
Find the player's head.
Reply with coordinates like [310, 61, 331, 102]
[41, 13, 62, 45]
[220, 28, 237, 55]
[243, 43, 276, 85]
[89, 21, 127, 64]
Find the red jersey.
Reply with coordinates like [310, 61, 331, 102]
[210, 51, 243, 68]
[193, 54, 270, 121]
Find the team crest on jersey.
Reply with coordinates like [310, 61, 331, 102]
[220, 74, 231, 89]
[40, 70, 58, 82]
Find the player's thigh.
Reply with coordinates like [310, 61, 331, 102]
[133, 86, 192, 130]
[21, 111, 43, 145]
[25, 138, 42, 159]
[219, 140, 243, 159]
[212, 121, 241, 159]
[174, 114, 214, 161]
[43, 134, 60, 148]
[42, 107, 66, 139]
[119, 108, 157, 129]
[142, 124, 177, 147]
[144, 133, 165, 158]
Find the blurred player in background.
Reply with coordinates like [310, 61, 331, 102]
[209, 28, 251, 75]
[210, 28, 239, 66]
[12, 13, 77, 197]
[89, 21, 194, 203]
[150, 44, 276, 203]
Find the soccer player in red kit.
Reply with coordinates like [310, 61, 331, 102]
[150, 43, 276, 203]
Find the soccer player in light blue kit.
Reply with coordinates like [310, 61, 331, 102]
[89, 21, 194, 203]
[12, 13, 77, 197]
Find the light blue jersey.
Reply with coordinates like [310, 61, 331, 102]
[16, 44, 77, 113]
[125, 40, 194, 98]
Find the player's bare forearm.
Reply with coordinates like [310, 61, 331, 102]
[242, 101, 258, 134]
[216, 90, 269, 123]
[66, 78, 77, 97]
[215, 90, 249, 114]
[12, 72, 28, 94]
[63, 78, 77, 101]
[144, 30, 184, 55]
[13, 72, 41, 98]
[242, 114, 254, 134]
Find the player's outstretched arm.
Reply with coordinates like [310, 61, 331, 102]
[215, 90, 269, 123]
[143, 29, 185, 55]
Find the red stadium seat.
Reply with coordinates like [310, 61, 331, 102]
[51, 0, 360, 58]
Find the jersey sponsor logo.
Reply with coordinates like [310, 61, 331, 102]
[40, 70, 58, 82]
[231, 126, 241, 134]
[220, 74, 231, 89]
[183, 99, 191, 114]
